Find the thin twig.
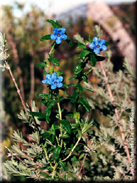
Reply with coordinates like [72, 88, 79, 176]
[76, 152, 88, 181]
[99, 62, 134, 179]
[5, 61, 29, 118]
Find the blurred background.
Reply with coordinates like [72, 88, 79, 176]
[0, 0, 136, 181]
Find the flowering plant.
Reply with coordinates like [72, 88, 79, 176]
[1, 19, 135, 181]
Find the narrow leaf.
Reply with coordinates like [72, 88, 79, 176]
[77, 83, 83, 92]
[36, 63, 47, 67]
[78, 50, 91, 59]
[74, 63, 83, 75]
[82, 75, 88, 83]
[78, 43, 86, 49]
[71, 90, 79, 103]
[29, 112, 46, 118]
[48, 57, 59, 66]
[40, 35, 51, 41]
[78, 97, 91, 113]
[46, 19, 58, 28]
[60, 119, 71, 134]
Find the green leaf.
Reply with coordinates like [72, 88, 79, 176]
[77, 83, 83, 92]
[53, 146, 61, 161]
[83, 87, 94, 92]
[66, 34, 72, 47]
[48, 57, 59, 66]
[37, 93, 49, 98]
[90, 54, 97, 66]
[29, 112, 46, 118]
[83, 128, 94, 134]
[56, 71, 64, 76]
[59, 161, 66, 171]
[36, 62, 47, 67]
[67, 83, 77, 87]
[35, 154, 45, 159]
[41, 131, 51, 139]
[46, 19, 59, 28]
[74, 63, 83, 75]
[55, 20, 62, 28]
[78, 50, 91, 59]
[59, 134, 70, 139]
[78, 43, 87, 49]
[82, 75, 88, 83]
[69, 76, 77, 80]
[46, 100, 55, 111]
[78, 97, 91, 113]
[79, 153, 85, 159]
[71, 90, 79, 103]
[60, 119, 71, 134]
[88, 35, 92, 42]
[105, 41, 109, 46]
[40, 35, 51, 41]
[43, 69, 47, 75]
[71, 156, 78, 161]
[46, 109, 51, 123]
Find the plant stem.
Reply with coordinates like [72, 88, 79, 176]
[5, 61, 29, 118]
[76, 152, 88, 181]
[61, 136, 81, 162]
[57, 102, 63, 147]
[51, 102, 62, 179]
[52, 162, 58, 179]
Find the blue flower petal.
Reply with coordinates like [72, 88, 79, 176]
[42, 79, 47, 83]
[99, 39, 106, 45]
[52, 72, 57, 80]
[61, 34, 67, 40]
[46, 74, 51, 80]
[56, 37, 62, 44]
[89, 42, 95, 49]
[93, 37, 99, 44]
[57, 82, 63, 88]
[58, 76, 63, 82]
[51, 34, 57, 40]
[51, 84, 57, 90]
[60, 28, 66, 34]
[53, 28, 58, 33]
[101, 45, 107, 51]
[94, 48, 100, 54]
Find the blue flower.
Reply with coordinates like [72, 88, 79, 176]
[88, 37, 107, 54]
[50, 27, 67, 44]
[42, 72, 63, 90]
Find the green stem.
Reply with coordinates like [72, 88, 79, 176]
[43, 146, 53, 169]
[51, 102, 62, 179]
[46, 42, 56, 70]
[61, 136, 82, 162]
[57, 102, 63, 147]
[52, 162, 58, 179]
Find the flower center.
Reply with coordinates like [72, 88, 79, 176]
[54, 81, 57, 85]
[97, 45, 100, 48]
[57, 34, 60, 37]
